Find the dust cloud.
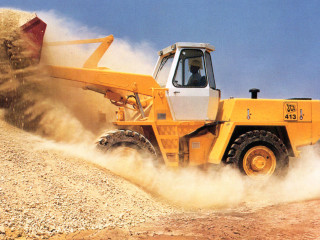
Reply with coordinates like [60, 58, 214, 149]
[1, 9, 320, 209]
[38, 10, 157, 74]
[41, 140, 320, 209]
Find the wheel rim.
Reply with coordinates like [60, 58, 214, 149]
[243, 146, 276, 178]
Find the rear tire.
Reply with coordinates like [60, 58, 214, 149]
[226, 130, 289, 178]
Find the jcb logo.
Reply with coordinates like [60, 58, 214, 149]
[286, 104, 296, 113]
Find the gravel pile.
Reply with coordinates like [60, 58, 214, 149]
[0, 110, 177, 239]
[0, 9, 35, 28]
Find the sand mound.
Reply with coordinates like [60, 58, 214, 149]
[0, 110, 176, 238]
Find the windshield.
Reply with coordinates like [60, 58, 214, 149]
[155, 54, 174, 87]
[173, 49, 207, 88]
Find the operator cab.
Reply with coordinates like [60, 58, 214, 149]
[154, 42, 220, 121]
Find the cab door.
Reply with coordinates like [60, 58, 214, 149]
[166, 49, 220, 121]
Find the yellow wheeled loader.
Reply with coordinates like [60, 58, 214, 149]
[46, 35, 320, 178]
[7, 16, 320, 178]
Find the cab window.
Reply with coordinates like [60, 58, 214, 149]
[205, 52, 216, 89]
[173, 49, 207, 88]
[155, 54, 174, 87]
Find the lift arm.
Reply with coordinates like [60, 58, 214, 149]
[46, 35, 160, 97]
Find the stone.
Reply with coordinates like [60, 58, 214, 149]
[0, 225, 5, 234]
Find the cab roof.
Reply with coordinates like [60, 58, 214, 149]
[158, 42, 215, 56]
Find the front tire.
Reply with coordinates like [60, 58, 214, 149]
[226, 130, 289, 178]
[97, 129, 157, 159]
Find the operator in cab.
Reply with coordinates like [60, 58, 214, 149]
[187, 59, 206, 87]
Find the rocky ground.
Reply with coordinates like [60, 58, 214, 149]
[0, 109, 320, 240]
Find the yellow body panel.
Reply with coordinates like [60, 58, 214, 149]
[208, 122, 235, 164]
[189, 133, 215, 165]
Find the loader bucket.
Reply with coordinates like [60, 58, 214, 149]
[20, 16, 47, 62]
